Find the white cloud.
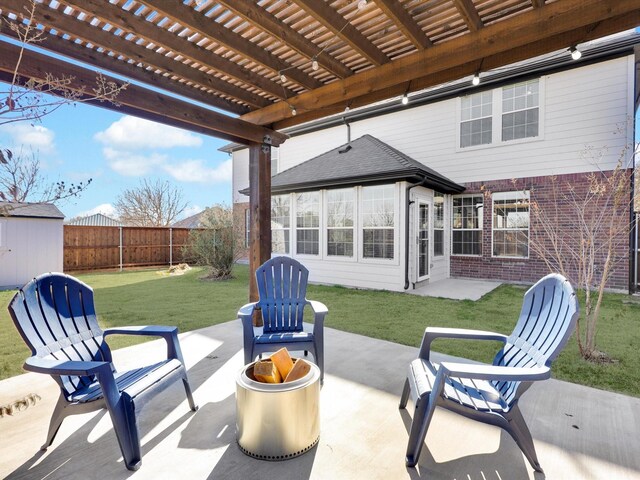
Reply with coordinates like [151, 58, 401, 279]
[95, 115, 202, 150]
[0, 123, 55, 153]
[103, 147, 167, 176]
[77, 203, 117, 218]
[163, 159, 232, 184]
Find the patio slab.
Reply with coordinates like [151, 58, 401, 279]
[1, 320, 639, 480]
[407, 277, 503, 300]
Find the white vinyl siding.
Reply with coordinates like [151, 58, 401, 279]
[492, 191, 530, 258]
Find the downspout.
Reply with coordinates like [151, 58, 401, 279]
[404, 177, 429, 290]
[343, 117, 350, 143]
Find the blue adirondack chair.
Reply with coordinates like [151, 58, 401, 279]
[7, 273, 198, 471]
[399, 273, 579, 472]
[238, 256, 327, 382]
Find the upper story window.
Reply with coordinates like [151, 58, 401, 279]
[492, 191, 530, 258]
[451, 195, 483, 256]
[460, 91, 492, 148]
[362, 185, 395, 260]
[459, 78, 541, 149]
[433, 193, 444, 257]
[296, 192, 319, 255]
[502, 80, 539, 142]
[271, 194, 290, 254]
[326, 188, 354, 257]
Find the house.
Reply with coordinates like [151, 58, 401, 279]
[66, 213, 122, 227]
[173, 211, 205, 229]
[227, 32, 639, 293]
[0, 202, 64, 289]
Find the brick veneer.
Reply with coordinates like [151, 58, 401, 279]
[450, 171, 632, 290]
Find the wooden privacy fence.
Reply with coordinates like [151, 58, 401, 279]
[64, 226, 200, 272]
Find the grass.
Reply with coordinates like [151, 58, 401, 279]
[1, 265, 638, 397]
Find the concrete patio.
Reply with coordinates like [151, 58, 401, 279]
[1, 320, 639, 480]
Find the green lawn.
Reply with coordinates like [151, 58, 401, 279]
[1, 265, 638, 397]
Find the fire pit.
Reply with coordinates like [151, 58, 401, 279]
[236, 360, 320, 460]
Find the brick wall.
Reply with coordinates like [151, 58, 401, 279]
[451, 171, 632, 290]
[233, 202, 250, 261]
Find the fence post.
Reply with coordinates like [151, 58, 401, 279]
[170, 227, 173, 267]
[119, 226, 123, 272]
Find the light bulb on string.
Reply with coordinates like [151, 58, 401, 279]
[472, 72, 480, 86]
[311, 57, 319, 71]
[357, 0, 367, 9]
[570, 46, 581, 60]
[279, 72, 287, 83]
[401, 93, 409, 105]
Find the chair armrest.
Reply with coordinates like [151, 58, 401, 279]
[307, 300, 327, 336]
[419, 327, 508, 361]
[237, 302, 257, 322]
[439, 361, 551, 382]
[103, 325, 183, 362]
[24, 356, 110, 377]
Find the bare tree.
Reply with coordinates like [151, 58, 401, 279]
[115, 179, 187, 227]
[0, 1, 126, 127]
[0, 147, 91, 204]
[529, 142, 635, 362]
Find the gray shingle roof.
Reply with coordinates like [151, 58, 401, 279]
[0, 202, 64, 219]
[172, 211, 204, 228]
[67, 213, 122, 226]
[243, 135, 464, 195]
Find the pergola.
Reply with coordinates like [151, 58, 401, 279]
[0, 0, 638, 302]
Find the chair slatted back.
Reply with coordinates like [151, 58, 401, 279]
[492, 273, 579, 406]
[8, 273, 110, 397]
[256, 257, 309, 334]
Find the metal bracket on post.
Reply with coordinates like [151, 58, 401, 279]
[262, 134, 272, 154]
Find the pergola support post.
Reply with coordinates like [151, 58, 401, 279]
[248, 139, 272, 326]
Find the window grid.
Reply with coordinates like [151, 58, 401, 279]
[296, 192, 319, 255]
[460, 90, 492, 148]
[492, 191, 530, 258]
[271, 195, 290, 254]
[362, 185, 394, 260]
[502, 80, 539, 141]
[327, 189, 354, 257]
[451, 195, 483, 256]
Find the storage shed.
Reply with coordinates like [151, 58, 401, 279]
[0, 202, 64, 289]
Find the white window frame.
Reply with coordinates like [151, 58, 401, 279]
[271, 194, 291, 255]
[433, 192, 445, 257]
[457, 77, 545, 151]
[501, 80, 540, 143]
[294, 191, 321, 257]
[324, 187, 357, 261]
[491, 190, 530, 259]
[451, 194, 483, 257]
[358, 183, 399, 264]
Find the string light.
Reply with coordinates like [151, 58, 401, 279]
[570, 46, 581, 60]
[472, 72, 480, 86]
[401, 93, 409, 105]
[290, 105, 297, 116]
[357, 0, 367, 9]
[279, 72, 287, 82]
[311, 57, 319, 71]
[344, 105, 350, 112]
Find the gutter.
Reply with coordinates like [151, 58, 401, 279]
[404, 178, 429, 290]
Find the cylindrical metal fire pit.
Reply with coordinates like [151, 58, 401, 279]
[236, 360, 320, 461]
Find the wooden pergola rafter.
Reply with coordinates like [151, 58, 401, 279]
[0, 0, 638, 303]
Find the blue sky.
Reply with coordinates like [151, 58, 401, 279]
[0, 101, 233, 220]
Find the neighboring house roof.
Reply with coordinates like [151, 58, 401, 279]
[172, 211, 204, 228]
[220, 30, 639, 153]
[0, 202, 64, 219]
[241, 135, 464, 196]
[67, 213, 122, 226]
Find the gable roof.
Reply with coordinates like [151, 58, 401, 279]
[67, 213, 122, 227]
[0, 202, 64, 219]
[244, 135, 464, 195]
[172, 211, 204, 229]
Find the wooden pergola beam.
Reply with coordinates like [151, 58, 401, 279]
[242, 0, 640, 126]
[274, 12, 637, 130]
[140, 0, 323, 91]
[214, 0, 353, 79]
[0, 16, 250, 116]
[0, 0, 270, 109]
[531, 0, 545, 8]
[375, 0, 432, 50]
[0, 40, 287, 146]
[452, 0, 483, 32]
[294, 0, 389, 66]
[59, 0, 287, 100]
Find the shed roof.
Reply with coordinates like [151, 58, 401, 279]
[0, 202, 64, 219]
[242, 135, 464, 195]
[172, 211, 205, 229]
